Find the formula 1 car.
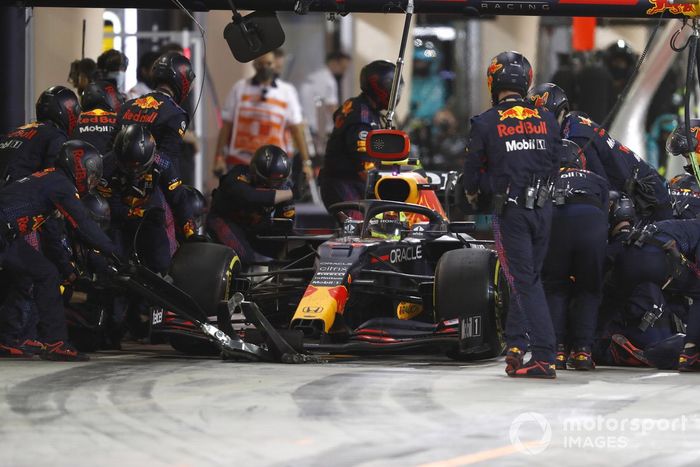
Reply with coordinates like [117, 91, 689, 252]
[147, 207, 507, 362]
[147, 129, 508, 362]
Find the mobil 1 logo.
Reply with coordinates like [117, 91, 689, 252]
[505, 139, 546, 152]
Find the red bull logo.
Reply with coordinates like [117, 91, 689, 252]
[647, 0, 697, 15]
[487, 59, 503, 92]
[133, 96, 163, 110]
[497, 120, 548, 138]
[487, 58, 503, 76]
[8, 125, 39, 140]
[498, 106, 541, 121]
[530, 92, 549, 109]
[72, 148, 87, 194]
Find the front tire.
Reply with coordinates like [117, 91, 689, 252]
[434, 248, 506, 361]
[167, 242, 240, 355]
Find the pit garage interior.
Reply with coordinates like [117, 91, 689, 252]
[2, 1, 700, 466]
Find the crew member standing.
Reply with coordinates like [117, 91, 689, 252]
[463, 51, 562, 378]
[528, 82, 672, 221]
[542, 139, 609, 370]
[319, 60, 397, 216]
[118, 52, 195, 173]
[0, 86, 81, 185]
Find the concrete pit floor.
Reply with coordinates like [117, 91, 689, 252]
[2, 344, 699, 466]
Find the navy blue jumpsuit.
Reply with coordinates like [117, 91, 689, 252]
[0, 121, 67, 184]
[615, 219, 700, 347]
[208, 164, 295, 266]
[72, 108, 120, 155]
[464, 98, 562, 362]
[0, 121, 70, 343]
[543, 167, 609, 348]
[0, 169, 116, 344]
[99, 151, 194, 274]
[562, 114, 671, 221]
[320, 94, 381, 217]
[118, 91, 189, 172]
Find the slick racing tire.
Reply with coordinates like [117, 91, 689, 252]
[434, 248, 506, 361]
[168, 242, 240, 355]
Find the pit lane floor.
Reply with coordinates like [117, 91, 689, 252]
[1, 344, 699, 467]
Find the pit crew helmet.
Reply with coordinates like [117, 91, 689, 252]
[527, 82, 569, 122]
[80, 81, 124, 113]
[36, 86, 81, 135]
[81, 192, 111, 230]
[113, 124, 156, 179]
[609, 191, 636, 226]
[669, 173, 699, 191]
[560, 139, 586, 170]
[250, 145, 291, 188]
[360, 60, 399, 110]
[181, 185, 208, 231]
[56, 140, 103, 195]
[151, 52, 195, 105]
[487, 51, 533, 104]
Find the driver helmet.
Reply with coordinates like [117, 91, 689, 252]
[367, 211, 409, 240]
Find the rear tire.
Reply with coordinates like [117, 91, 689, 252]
[434, 248, 506, 361]
[167, 242, 240, 355]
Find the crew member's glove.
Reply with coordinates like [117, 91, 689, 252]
[182, 220, 196, 239]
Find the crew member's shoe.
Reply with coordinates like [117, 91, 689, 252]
[510, 359, 557, 379]
[0, 342, 31, 358]
[505, 347, 525, 375]
[19, 339, 46, 357]
[610, 334, 651, 367]
[555, 344, 569, 371]
[40, 341, 90, 362]
[678, 349, 700, 372]
[569, 346, 595, 371]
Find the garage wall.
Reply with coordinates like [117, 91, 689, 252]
[201, 11, 252, 190]
[32, 7, 104, 112]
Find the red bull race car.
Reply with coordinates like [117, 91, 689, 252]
[148, 130, 508, 362]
